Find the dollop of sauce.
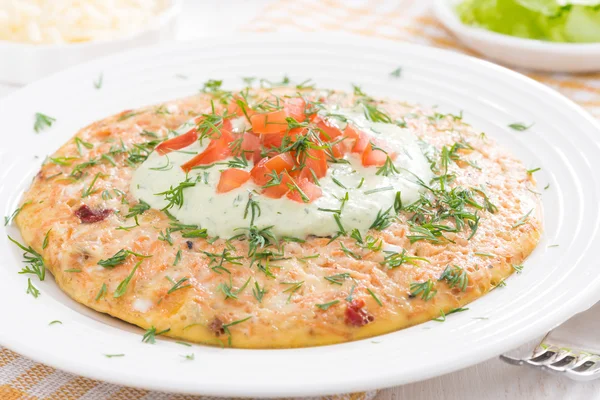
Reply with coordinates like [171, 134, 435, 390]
[131, 111, 432, 239]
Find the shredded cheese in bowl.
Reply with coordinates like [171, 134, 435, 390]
[0, 0, 172, 44]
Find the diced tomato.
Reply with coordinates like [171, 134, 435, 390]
[315, 117, 343, 141]
[221, 119, 233, 131]
[238, 132, 261, 163]
[284, 97, 306, 122]
[181, 129, 234, 172]
[287, 178, 322, 203]
[261, 132, 287, 150]
[216, 168, 251, 193]
[250, 110, 288, 134]
[251, 152, 296, 186]
[227, 96, 254, 119]
[303, 148, 328, 178]
[352, 131, 370, 154]
[250, 158, 270, 186]
[343, 124, 360, 141]
[155, 128, 198, 155]
[264, 153, 295, 173]
[362, 143, 388, 167]
[262, 172, 293, 199]
[331, 139, 352, 159]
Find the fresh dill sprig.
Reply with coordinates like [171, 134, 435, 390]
[381, 249, 429, 269]
[8, 235, 46, 281]
[409, 280, 437, 301]
[34, 112, 55, 133]
[142, 326, 171, 344]
[97, 249, 150, 268]
[438, 265, 468, 292]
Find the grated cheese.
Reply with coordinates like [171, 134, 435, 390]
[0, 0, 171, 44]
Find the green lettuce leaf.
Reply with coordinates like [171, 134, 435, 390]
[456, 0, 600, 43]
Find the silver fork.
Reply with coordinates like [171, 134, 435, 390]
[500, 302, 600, 381]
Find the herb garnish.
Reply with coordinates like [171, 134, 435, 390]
[252, 280, 267, 302]
[95, 283, 107, 301]
[113, 261, 142, 298]
[340, 242, 361, 259]
[369, 207, 394, 230]
[98, 249, 150, 268]
[173, 250, 182, 266]
[325, 273, 351, 285]
[156, 178, 196, 211]
[81, 172, 103, 197]
[8, 235, 46, 281]
[167, 276, 191, 294]
[438, 265, 468, 291]
[512, 209, 533, 229]
[512, 264, 524, 273]
[282, 281, 304, 303]
[42, 229, 51, 250]
[316, 300, 340, 310]
[390, 67, 402, 78]
[508, 122, 533, 131]
[4, 201, 31, 226]
[222, 316, 252, 346]
[142, 326, 171, 344]
[409, 280, 437, 301]
[34, 112, 55, 133]
[433, 307, 469, 322]
[367, 288, 383, 306]
[94, 73, 103, 89]
[26, 278, 40, 298]
[381, 249, 428, 269]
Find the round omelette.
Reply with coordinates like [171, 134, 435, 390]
[14, 81, 542, 348]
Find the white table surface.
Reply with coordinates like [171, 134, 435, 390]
[2, 1, 600, 399]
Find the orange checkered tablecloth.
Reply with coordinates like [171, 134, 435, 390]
[2, 0, 600, 399]
[246, 0, 600, 119]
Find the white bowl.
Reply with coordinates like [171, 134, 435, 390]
[433, 0, 600, 73]
[0, 0, 182, 85]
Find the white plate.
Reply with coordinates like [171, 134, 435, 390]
[1, 33, 600, 398]
[433, 0, 600, 73]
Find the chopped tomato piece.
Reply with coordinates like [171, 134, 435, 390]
[237, 132, 261, 163]
[221, 119, 233, 131]
[250, 153, 296, 186]
[181, 129, 234, 172]
[362, 143, 387, 167]
[155, 128, 198, 155]
[262, 172, 293, 199]
[287, 178, 322, 203]
[227, 96, 254, 119]
[217, 168, 251, 193]
[250, 110, 288, 134]
[284, 98, 306, 122]
[250, 157, 270, 186]
[303, 148, 328, 178]
[343, 124, 360, 141]
[264, 152, 295, 173]
[352, 131, 370, 154]
[261, 132, 287, 150]
[315, 117, 343, 141]
[331, 139, 352, 159]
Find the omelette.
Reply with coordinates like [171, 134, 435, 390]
[12, 81, 542, 348]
